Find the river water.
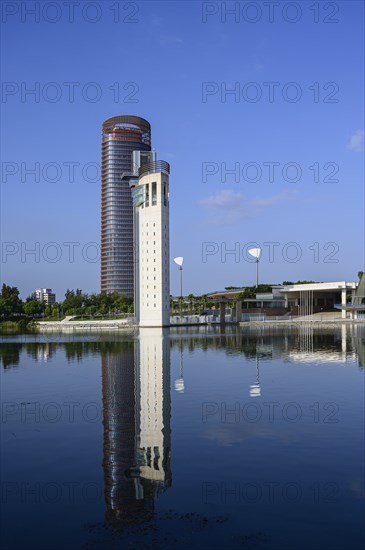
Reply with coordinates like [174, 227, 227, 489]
[1, 325, 364, 549]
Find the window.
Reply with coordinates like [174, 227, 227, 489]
[152, 182, 157, 205]
[145, 183, 149, 207]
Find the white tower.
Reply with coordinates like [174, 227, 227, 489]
[133, 160, 170, 327]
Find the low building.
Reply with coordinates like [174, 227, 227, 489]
[208, 280, 361, 320]
[243, 286, 287, 310]
[280, 281, 357, 319]
[207, 288, 245, 300]
[35, 288, 56, 304]
[334, 274, 365, 319]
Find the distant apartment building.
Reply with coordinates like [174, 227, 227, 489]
[101, 115, 151, 297]
[35, 288, 56, 304]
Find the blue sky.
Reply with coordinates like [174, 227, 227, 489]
[1, 0, 364, 299]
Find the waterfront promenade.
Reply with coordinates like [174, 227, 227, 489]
[35, 312, 365, 331]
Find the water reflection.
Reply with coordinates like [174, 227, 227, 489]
[174, 340, 185, 393]
[249, 356, 261, 397]
[168, 324, 365, 367]
[101, 329, 171, 527]
[0, 324, 364, 547]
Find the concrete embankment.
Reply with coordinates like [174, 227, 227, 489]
[37, 320, 137, 331]
[36, 313, 365, 331]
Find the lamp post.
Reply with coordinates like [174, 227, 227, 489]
[173, 257, 184, 317]
[248, 247, 261, 288]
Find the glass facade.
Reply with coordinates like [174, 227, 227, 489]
[101, 116, 151, 296]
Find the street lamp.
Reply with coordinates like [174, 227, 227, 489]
[173, 256, 184, 316]
[248, 247, 261, 288]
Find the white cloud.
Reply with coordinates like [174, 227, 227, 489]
[199, 189, 295, 226]
[199, 190, 248, 225]
[347, 129, 364, 153]
[200, 189, 245, 208]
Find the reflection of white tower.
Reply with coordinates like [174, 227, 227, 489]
[133, 160, 170, 327]
[136, 329, 171, 489]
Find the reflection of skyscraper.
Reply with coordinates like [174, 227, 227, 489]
[101, 115, 151, 296]
[136, 329, 171, 492]
[101, 342, 151, 525]
[101, 332, 171, 527]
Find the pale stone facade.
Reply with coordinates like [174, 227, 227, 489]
[135, 166, 170, 327]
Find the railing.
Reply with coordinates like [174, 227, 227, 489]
[170, 315, 226, 325]
[139, 160, 170, 178]
[334, 303, 365, 309]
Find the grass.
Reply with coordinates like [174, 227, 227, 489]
[70, 314, 131, 321]
[0, 319, 37, 332]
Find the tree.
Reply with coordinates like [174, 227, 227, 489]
[0, 284, 23, 318]
[187, 294, 195, 313]
[225, 286, 241, 290]
[358, 271, 364, 280]
[62, 289, 85, 314]
[200, 294, 212, 312]
[51, 304, 59, 318]
[24, 300, 43, 316]
[237, 284, 273, 300]
[237, 287, 255, 300]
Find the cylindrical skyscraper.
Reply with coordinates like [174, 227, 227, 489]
[101, 115, 151, 296]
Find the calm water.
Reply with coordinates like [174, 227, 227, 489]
[1, 325, 364, 550]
